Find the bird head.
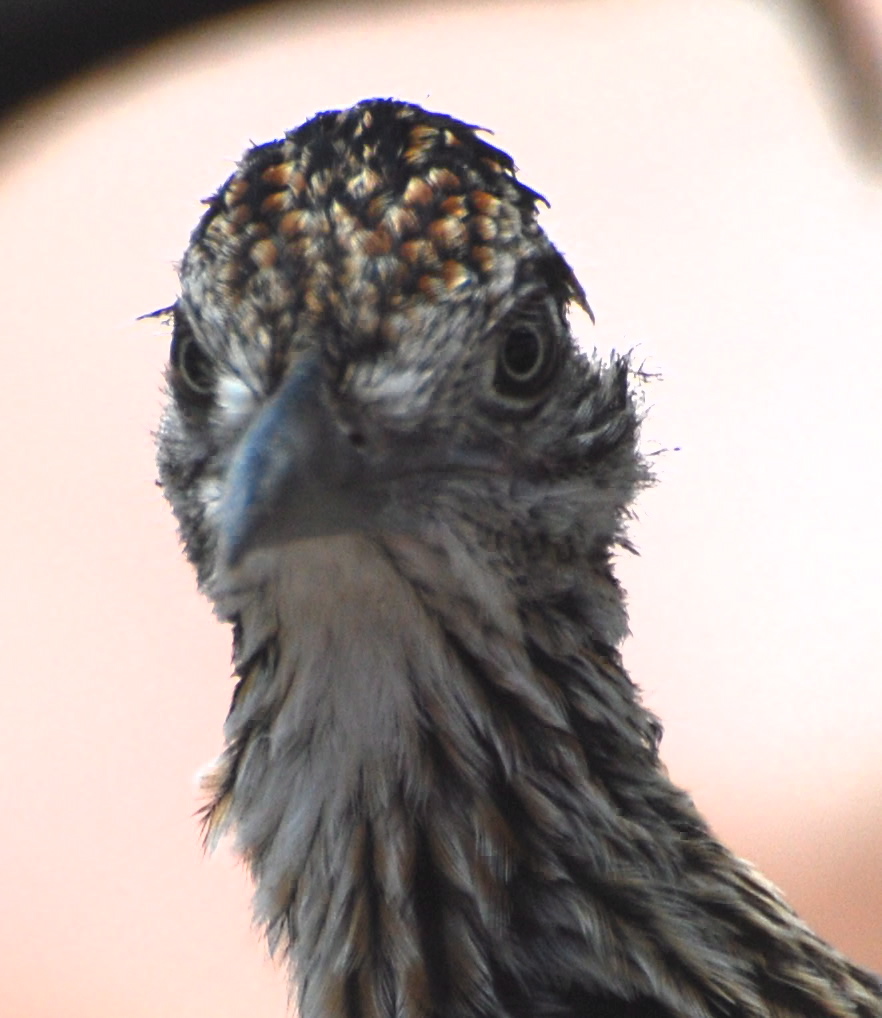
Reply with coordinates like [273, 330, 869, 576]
[159, 99, 647, 649]
[155, 101, 882, 1018]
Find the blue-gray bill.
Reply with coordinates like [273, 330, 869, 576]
[156, 99, 882, 1018]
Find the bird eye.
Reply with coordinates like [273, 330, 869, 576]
[494, 324, 557, 400]
[170, 317, 213, 397]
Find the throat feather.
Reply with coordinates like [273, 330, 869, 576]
[202, 535, 882, 1018]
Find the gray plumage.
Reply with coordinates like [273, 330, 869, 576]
[156, 99, 882, 1018]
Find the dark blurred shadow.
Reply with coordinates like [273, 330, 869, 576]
[2, 0, 880, 165]
[0, 0, 295, 114]
[805, 0, 882, 163]
[1, 0, 879, 164]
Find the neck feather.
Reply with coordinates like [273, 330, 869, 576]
[201, 533, 882, 1018]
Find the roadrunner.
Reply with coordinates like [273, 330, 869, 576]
[157, 99, 881, 1018]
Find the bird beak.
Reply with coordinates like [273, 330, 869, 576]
[217, 353, 390, 568]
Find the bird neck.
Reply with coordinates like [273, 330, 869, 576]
[202, 533, 881, 1018]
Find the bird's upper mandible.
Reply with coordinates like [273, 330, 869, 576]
[163, 98, 640, 589]
[156, 98, 882, 1018]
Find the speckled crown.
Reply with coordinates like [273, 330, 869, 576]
[180, 99, 586, 355]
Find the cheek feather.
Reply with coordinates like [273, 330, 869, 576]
[156, 98, 882, 1018]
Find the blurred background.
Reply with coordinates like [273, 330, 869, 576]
[0, 1, 880, 1015]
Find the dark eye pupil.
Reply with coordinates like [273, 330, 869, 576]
[502, 327, 542, 379]
[171, 319, 213, 397]
[179, 336, 213, 393]
[493, 320, 557, 405]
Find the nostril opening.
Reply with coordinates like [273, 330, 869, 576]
[348, 430, 367, 449]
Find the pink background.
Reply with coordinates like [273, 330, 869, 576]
[0, 1, 880, 1014]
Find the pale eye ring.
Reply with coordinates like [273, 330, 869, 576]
[171, 324, 213, 397]
[494, 324, 556, 399]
